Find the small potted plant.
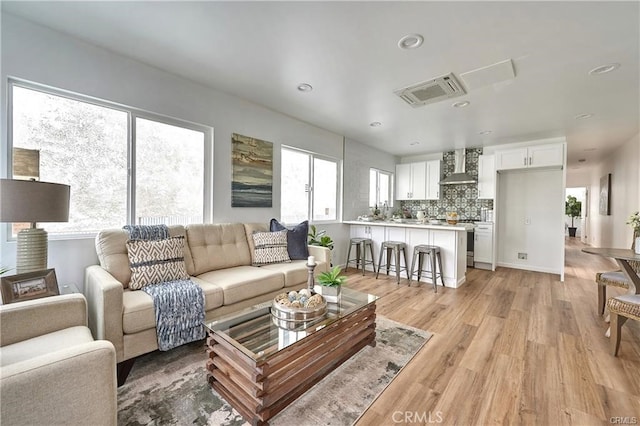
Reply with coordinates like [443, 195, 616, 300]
[308, 225, 334, 250]
[314, 266, 347, 303]
[565, 195, 582, 237]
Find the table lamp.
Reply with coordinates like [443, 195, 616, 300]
[0, 179, 70, 274]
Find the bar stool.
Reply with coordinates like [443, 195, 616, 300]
[345, 238, 376, 275]
[376, 241, 410, 284]
[409, 245, 445, 292]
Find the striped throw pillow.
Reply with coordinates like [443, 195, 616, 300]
[127, 236, 189, 290]
[252, 230, 291, 266]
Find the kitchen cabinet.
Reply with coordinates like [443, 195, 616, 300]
[425, 160, 441, 200]
[474, 223, 493, 269]
[395, 162, 426, 200]
[477, 155, 495, 200]
[346, 221, 468, 288]
[495, 143, 564, 171]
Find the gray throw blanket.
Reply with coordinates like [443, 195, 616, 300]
[124, 224, 205, 351]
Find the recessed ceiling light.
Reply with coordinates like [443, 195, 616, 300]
[409, 141, 420, 146]
[583, 147, 597, 152]
[297, 83, 313, 92]
[478, 130, 492, 135]
[398, 34, 424, 50]
[452, 101, 470, 108]
[575, 113, 594, 120]
[589, 63, 620, 75]
[369, 121, 382, 127]
[578, 158, 587, 163]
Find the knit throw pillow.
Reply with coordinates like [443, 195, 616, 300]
[127, 236, 189, 290]
[252, 230, 291, 266]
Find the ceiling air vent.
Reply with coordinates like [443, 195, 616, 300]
[394, 73, 466, 107]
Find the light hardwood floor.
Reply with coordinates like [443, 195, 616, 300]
[349, 237, 640, 425]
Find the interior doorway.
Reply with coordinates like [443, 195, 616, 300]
[565, 187, 587, 243]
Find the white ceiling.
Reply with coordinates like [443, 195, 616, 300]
[3, 1, 639, 168]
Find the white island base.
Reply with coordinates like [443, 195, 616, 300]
[345, 221, 468, 289]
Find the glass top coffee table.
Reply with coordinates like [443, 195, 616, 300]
[204, 287, 378, 425]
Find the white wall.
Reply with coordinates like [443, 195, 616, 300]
[343, 138, 398, 221]
[332, 138, 398, 268]
[496, 168, 565, 276]
[1, 13, 372, 289]
[581, 133, 640, 249]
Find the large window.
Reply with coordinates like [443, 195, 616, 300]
[281, 147, 340, 224]
[9, 81, 211, 235]
[369, 168, 393, 209]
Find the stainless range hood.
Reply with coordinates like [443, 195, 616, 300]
[439, 149, 476, 185]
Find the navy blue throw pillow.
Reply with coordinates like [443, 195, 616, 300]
[270, 219, 309, 260]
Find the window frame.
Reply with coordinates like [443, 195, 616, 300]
[7, 78, 214, 239]
[280, 145, 341, 225]
[369, 167, 394, 209]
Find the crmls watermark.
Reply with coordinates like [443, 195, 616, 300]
[392, 411, 444, 424]
[610, 417, 638, 424]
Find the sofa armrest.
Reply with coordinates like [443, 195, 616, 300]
[84, 265, 125, 362]
[0, 340, 117, 426]
[308, 245, 331, 273]
[0, 294, 87, 347]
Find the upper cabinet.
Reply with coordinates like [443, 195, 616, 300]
[477, 154, 495, 200]
[495, 143, 564, 171]
[396, 160, 441, 200]
[425, 160, 441, 200]
[396, 162, 426, 200]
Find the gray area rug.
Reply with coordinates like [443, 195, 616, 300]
[117, 316, 431, 426]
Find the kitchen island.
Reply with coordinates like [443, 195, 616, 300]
[344, 220, 468, 288]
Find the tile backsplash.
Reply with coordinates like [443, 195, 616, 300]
[401, 148, 493, 221]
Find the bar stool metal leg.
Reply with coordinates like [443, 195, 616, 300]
[367, 241, 376, 275]
[430, 250, 438, 293]
[437, 251, 445, 286]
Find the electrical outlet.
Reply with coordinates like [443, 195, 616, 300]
[518, 252, 527, 260]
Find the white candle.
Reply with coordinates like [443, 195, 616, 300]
[307, 255, 316, 266]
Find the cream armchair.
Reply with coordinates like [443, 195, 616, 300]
[0, 294, 117, 426]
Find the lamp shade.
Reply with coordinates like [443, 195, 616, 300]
[0, 179, 70, 223]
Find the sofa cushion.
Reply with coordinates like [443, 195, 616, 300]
[95, 225, 189, 288]
[195, 266, 284, 305]
[244, 223, 269, 264]
[270, 219, 309, 260]
[185, 223, 252, 276]
[252, 230, 291, 266]
[0, 326, 94, 367]
[126, 236, 189, 290]
[122, 280, 224, 335]
[261, 260, 326, 288]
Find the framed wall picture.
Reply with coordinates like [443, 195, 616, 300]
[1, 269, 59, 304]
[599, 173, 611, 215]
[231, 133, 273, 207]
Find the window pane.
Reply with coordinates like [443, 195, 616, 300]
[135, 117, 204, 225]
[281, 149, 310, 224]
[313, 158, 337, 221]
[12, 86, 128, 234]
[379, 172, 390, 206]
[369, 169, 377, 207]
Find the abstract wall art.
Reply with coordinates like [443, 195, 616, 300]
[231, 133, 273, 207]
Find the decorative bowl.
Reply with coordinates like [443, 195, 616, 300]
[271, 292, 327, 329]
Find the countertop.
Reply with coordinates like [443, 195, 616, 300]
[344, 220, 471, 231]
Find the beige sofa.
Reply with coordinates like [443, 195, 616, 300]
[0, 294, 117, 425]
[84, 222, 330, 383]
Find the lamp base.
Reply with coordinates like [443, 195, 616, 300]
[16, 228, 48, 274]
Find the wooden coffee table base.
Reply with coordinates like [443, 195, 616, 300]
[206, 303, 376, 425]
